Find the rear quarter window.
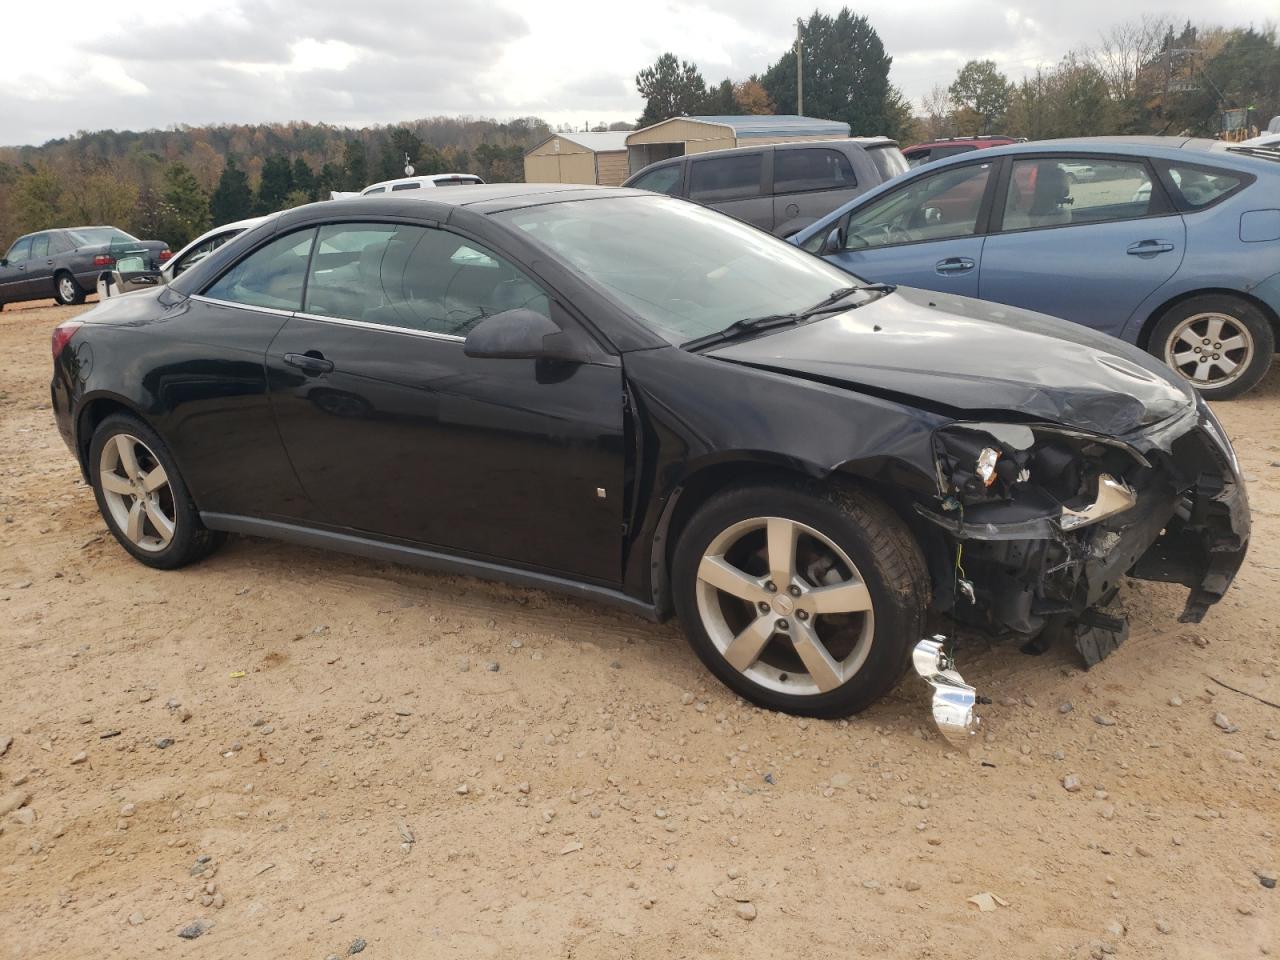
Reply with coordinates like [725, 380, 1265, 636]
[688, 153, 763, 202]
[1163, 163, 1251, 210]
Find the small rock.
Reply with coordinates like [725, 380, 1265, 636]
[0, 790, 31, 816]
[1058, 702, 1073, 715]
[484, 661, 500, 672]
[735, 902, 757, 921]
[13, 807, 36, 827]
[1213, 712, 1238, 733]
[455, 784, 469, 796]
[1219, 748, 1247, 763]
[128, 912, 145, 926]
[1168, 695, 1183, 707]
[1093, 714, 1116, 727]
[1100, 804, 1115, 820]
[0, 735, 11, 756]
[70, 751, 87, 765]
[348, 938, 367, 955]
[119, 803, 136, 818]
[904, 879, 921, 892]
[456, 657, 470, 672]
[680, 692, 694, 705]
[517, 782, 530, 795]
[178, 919, 213, 940]
[154, 737, 174, 749]
[1063, 774, 1082, 793]
[1154, 919, 1173, 935]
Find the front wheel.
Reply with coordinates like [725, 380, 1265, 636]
[54, 271, 85, 306]
[89, 414, 224, 569]
[671, 481, 929, 718]
[1150, 294, 1275, 400]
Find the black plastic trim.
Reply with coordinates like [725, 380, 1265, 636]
[200, 513, 660, 621]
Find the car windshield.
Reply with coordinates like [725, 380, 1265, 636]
[497, 195, 867, 344]
[68, 227, 137, 246]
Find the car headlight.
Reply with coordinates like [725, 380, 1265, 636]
[932, 422, 1145, 530]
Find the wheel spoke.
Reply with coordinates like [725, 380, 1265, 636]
[115, 435, 142, 480]
[1218, 334, 1246, 353]
[1204, 316, 1224, 342]
[144, 500, 175, 545]
[698, 555, 766, 603]
[1209, 356, 1239, 378]
[141, 465, 168, 493]
[100, 472, 132, 495]
[791, 620, 843, 692]
[125, 500, 144, 543]
[722, 615, 775, 672]
[1175, 329, 1201, 350]
[766, 518, 798, 585]
[806, 579, 873, 615]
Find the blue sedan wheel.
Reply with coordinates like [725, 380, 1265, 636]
[1152, 294, 1275, 400]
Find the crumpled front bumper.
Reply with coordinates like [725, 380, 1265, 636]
[917, 402, 1249, 658]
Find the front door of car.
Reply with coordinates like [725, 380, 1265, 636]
[687, 151, 773, 231]
[263, 221, 626, 583]
[0, 236, 32, 300]
[978, 156, 1185, 336]
[820, 159, 998, 298]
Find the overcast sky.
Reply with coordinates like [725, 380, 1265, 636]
[1, 0, 1274, 147]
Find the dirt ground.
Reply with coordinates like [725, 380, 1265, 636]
[0, 298, 1276, 960]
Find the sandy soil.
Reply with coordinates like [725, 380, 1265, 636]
[0, 300, 1276, 960]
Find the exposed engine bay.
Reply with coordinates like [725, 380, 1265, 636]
[915, 402, 1249, 668]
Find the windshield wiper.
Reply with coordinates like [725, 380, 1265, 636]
[682, 283, 897, 352]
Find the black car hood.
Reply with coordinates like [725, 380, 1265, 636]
[706, 286, 1194, 436]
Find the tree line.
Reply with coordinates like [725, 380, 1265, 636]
[0, 117, 552, 252]
[635, 12, 1279, 145]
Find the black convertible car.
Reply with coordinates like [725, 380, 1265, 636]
[50, 185, 1249, 729]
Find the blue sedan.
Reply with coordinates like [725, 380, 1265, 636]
[793, 137, 1280, 399]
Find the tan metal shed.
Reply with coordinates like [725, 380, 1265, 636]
[625, 115, 851, 175]
[523, 131, 631, 186]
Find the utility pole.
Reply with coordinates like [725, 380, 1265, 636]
[795, 19, 804, 116]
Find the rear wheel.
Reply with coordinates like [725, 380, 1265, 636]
[1150, 294, 1274, 400]
[672, 481, 929, 718]
[54, 271, 85, 306]
[89, 414, 224, 569]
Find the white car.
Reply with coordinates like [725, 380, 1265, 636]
[1235, 132, 1280, 150]
[358, 173, 484, 195]
[97, 216, 266, 299]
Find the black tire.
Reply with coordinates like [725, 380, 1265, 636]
[1148, 294, 1275, 401]
[88, 413, 224, 569]
[671, 480, 929, 718]
[54, 271, 86, 306]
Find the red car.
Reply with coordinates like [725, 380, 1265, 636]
[902, 135, 1021, 168]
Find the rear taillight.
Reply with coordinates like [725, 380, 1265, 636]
[92, 254, 114, 267]
[52, 321, 82, 360]
[158, 249, 172, 261]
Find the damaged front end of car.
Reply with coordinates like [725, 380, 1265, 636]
[916, 400, 1249, 667]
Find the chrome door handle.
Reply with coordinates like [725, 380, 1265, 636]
[935, 257, 975, 274]
[1126, 240, 1174, 255]
[284, 352, 334, 374]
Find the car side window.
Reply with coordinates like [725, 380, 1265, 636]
[47, 232, 73, 255]
[303, 222, 550, 338]
[5, 237, 31, 263]
[1164, 164, 1245, 210]
[843, 162, 992, 250]
[390, 182, 420, 191]
[630, 164, 684, 196]
[688, 153, 763, 202]
[29, 235, 50, 259]
[774, 149, 856, 193]
[203, 230, 315, 311]
[363, 187, 385, 194]
[1003, 158, 1153, 232]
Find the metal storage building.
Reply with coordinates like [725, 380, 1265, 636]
[624, 115, 851, 175]
[523, 131, 631, 186]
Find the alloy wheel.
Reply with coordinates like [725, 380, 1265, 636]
[1164, 312, 1254, 389]
[694, 516, 875, 696]
[98, 433, 176, 552]
[58, 276, 77, 303]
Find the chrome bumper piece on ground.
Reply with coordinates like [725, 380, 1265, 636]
[912, 636, 980, 746]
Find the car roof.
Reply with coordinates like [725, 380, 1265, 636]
[276, 183, 651, 227]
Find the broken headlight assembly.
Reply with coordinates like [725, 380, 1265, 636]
[932, 422, 1145, 532]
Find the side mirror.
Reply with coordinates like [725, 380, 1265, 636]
[821, 226, 844, 256]
[463, 308, 591, 364]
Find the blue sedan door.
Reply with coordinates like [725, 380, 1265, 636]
[822, 159, 998, 297]
[978, 156, 1185, 336]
